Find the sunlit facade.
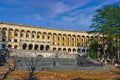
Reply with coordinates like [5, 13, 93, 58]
[0, 22, 99, 54]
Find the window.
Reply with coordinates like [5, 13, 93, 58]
[2, 39, 6, 41]
[14, 39, 17, 42]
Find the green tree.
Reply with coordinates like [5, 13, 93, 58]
[89, 4, 120, 59]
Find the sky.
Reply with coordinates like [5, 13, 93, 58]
[0, 0, 120, 31]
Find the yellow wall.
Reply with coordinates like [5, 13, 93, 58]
[0, 22, 99, 54]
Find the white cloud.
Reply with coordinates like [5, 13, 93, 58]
[49, 0, 91, 17]
[33, 14, 43, 21]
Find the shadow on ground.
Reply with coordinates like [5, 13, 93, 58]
[111, 71, 120, 80]
[71, 77, 92, 80]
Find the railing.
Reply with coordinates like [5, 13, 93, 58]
[20, 40, 51, 44]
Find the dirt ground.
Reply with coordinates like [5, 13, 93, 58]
[1, 68, 119, 80]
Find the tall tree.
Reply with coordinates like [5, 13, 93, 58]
[89, 4, 120, 59]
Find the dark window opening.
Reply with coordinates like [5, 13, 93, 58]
[14, 39, 17, 42]
[2, 39, 6, 42]
[40, 45, 44, 50]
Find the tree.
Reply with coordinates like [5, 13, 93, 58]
[89, 4, 120, 60]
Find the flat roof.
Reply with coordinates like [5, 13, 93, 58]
[0, 21, 87, 33]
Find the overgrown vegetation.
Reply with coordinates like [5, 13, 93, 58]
[89, 4, 120, 60]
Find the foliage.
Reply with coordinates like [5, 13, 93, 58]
[88, 50, 97, 59]
[89, 4, 120, 59]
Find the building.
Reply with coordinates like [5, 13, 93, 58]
[0, 21, 98, 56]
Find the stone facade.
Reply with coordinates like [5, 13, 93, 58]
[0, 21, 100, 55]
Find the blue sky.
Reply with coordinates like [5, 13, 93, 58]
[0, 0, 120, 31]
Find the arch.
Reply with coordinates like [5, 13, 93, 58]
[2, 44, 6, 49]
[20, 30, 25, 38]
[32, 31, 36, 38]
[9, 28, 13, 35]
[2, 38, 6, 41]
[82, 49, 85, 53]
[14, 45, 18, 49]
[40, 45, 44, 50]
[42, 32, 47, 39]
[46, 45, 50, 51]
[37, 31, 41, 34]
[22, 43, 27, 49]
[63, 48, 66, 51]
[15, 29, 19, 37]
[37, 55, 43, 58]
[8, 44, 12, 48]
[2, 28, 7, 35]
[26, 30, 31, 33]
[32, 31, 36, 34]
[28, 44, 33, 50]
[48, 33, 52, 40]
[86, 49, 89, 52]
[58, 33, 62, 43]
[9, 28, 13, 31]
[34, 44, 38, 50]
[53, 48, 56, 52]
[2, 27, 7, 30]
[68, 35, 71, 45]
[58, 48, 61, 51]
[73, 49, 76, 52]
[53, 33, 57, 45]
[26, 30, 30, 38]
[37, 32, 41, 38]
[77, 49, 81, 52]
[15, 29, 19, 32]
[68, 48, 71, 52]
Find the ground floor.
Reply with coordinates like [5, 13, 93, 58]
[0, 42, 89, 54]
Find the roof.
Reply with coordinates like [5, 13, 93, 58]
[0, 21, 87, 33]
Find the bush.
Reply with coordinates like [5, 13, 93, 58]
[87, 50, 97, 59]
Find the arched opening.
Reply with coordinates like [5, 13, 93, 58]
[86, 49, 89, 53]
[58, 48, 61, 51]
[82, 49, 85, 53]
[29, 44, 33, 50]
[8, 44, 12, 48]
[40, 45, 44, 50]
[14, 45, 18, 49]
[42, 32, 47, 40]
[68, 48, 71, 52]
[37, 55, 43, 58]
[2, 28, 7, 38]
[68, 34, 71, 46]
[73, 49, 76, 52]
[2, 44, 6, 49]
[15, 29, 19, 37]
[2, 39, 6, 42]
[22, 43, 27, 49]
[9, 28, 13, 39]
[34, 44, 38, 50]
[26, 30, 30, 39]
[53, 33, 57, 45]
[48, 33, 52, 40]
[37, 32, 41, 39]
[53, 48, 56, 52]
[77, 49, 81, 52]
[20, 30, 25, 38]
[63, 48, 66, 52]
[46, 45, 50, 51]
